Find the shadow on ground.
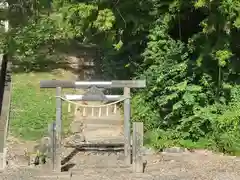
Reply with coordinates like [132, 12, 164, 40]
[61, 147, 125, 171]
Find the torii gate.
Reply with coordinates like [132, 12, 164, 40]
[40, 80, 146, 172]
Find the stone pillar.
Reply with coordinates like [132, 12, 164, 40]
[0, 147, 7, 171]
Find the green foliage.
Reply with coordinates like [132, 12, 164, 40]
[4, 0, 240, 155]
[8, 18, 59, 65]
[10, 72, 75, 140]
[93, 9, 115, 32]
[131, 93, 161, 130]
[215, 50, 232, 67]
[132, 1, 240, 154]
[6, 1, 117, 68]
[144, 129, 178, 150]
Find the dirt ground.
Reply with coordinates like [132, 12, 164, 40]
[3, 105, 240, 180]
[2, 136, 240, 180]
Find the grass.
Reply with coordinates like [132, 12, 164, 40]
[144, 128, 214, 151]
[10, 69, 77, 141]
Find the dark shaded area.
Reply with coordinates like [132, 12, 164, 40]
[143, 161, 147, 173]
[65, 143, 124, 148]
[12, 61, 75, 73]
[61, 148, 79, 165]
[0, 53, 12, 152]
[169, 9, 207, 43]
[61, 163, 76, 172]
[0, 54, 8, 116]
[11, 41, 106, 81]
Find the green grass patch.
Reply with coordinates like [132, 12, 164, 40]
[10, 70, 77, 141]
[144, 129, 214, 151]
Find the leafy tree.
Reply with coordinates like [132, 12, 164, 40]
[3, 0, 240, 154]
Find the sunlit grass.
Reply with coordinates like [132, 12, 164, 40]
[10, 70, 76, 140]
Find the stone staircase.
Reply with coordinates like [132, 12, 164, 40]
[1, 102, 129, 180]
[67, 103, 124, 146]
[29, 102, 128, 179]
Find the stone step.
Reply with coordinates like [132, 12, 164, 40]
[83, 126, 123, 131]
[84, 131, 123, 139]
[69, 165, 131, 174]
[64, 141, 124, 148]
[70, 119, 123, 133]
[83, 133, 123, 140]
[83, 126, 123, 132]
[34, 172, 71, 180]
[84, 136, 124, 144]
[83, 118, 123, 125]
[65, 146, 124, 152]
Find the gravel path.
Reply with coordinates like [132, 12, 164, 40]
[2, 149, 240, 180]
